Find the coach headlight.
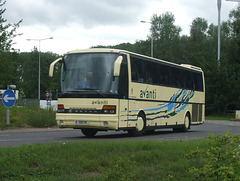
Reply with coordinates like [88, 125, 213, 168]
[58, 104, 65, 113]
[102, 105, 116, 114]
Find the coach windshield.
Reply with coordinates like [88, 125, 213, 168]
[60, 53, 119, 98]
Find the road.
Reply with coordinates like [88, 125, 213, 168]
[0, 120, 240, 147]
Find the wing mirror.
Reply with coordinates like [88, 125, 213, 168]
[113, 56, 123, 77]
[49, 58, 62, 77]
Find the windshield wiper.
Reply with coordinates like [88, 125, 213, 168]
[80, 88, 106, 97]
[65, 89, 106, 97]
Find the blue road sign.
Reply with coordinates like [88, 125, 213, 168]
[2, 90, 16, 108]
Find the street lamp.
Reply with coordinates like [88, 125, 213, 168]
[27, 37, 53, 102]
[217, 0, 240, 62]
[140, 20, 153, 57]
[217, 0, 221, 62]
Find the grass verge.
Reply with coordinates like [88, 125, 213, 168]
[205, 114, 235, 121]
[0, 139, 210, 181]
[0, 104, 56, 128]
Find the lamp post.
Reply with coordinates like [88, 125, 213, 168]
[27, 37, 53, 102]
[140, 20, 153, 57]
[217, 0, 221, 62]
[217, 0, 240, 62]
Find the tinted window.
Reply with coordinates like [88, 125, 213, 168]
[194, 73, 203, 91]
[130, 55, 203, 91]
[182, 71, 193, 90]
[172, 67, 181, 87]
[131, 57, 145, 83]
[146, 61, 157, 84]
[159, 64, 170, 85]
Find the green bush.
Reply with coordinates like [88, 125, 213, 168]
[186, 131, 240, 180]
[0, 104, 56, 128]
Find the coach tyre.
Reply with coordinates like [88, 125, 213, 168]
[182, 113, 190, 132]
[173, 113, 190, 132]
[128, 112, 146, 137]
[182, 113, 191, 132]
[81, 128, 98, 137]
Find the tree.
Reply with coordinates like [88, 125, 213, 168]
[150, 12, 182, 61]
[185, 17, 209, 68]
[18, 49, 60, 99]
[0, 0, 22, 51]
[190, 17, 208, 42]
[224, 4, 240, 110]
[40, 51, 60, 100]
[0, 0, 22, 89]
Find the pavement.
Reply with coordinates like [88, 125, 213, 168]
[0, 126, 70, 133]
[1, 120, 240, 133]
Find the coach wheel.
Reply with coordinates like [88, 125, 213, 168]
[128, 112, 145, 137]
[179, 113, 190, 132]
[182, 113, 190, 132]
[81, 128, 98, 137]
[173, 113, 190, 132]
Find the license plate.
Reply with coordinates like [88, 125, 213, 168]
[76, 121, 89, 124]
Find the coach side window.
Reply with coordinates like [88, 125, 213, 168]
[131, 60, 138, 82]
[146, 61, 157, 84]
[172, 68, 181, 87]
[182, 71, 194, 90]
[194, 73, 203, 91]
[130, 57, 145, 83]
[159, 64, 170, 85]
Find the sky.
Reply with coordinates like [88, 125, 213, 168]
[3, 0, 240, 55]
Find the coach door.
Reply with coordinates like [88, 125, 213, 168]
[118, 55, 129, 128]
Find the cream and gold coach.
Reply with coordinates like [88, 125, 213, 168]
[49, 48, 205, 137]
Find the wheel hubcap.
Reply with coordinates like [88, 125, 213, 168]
[185, 115, 189, 128]
[136, 116, 144, 131]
